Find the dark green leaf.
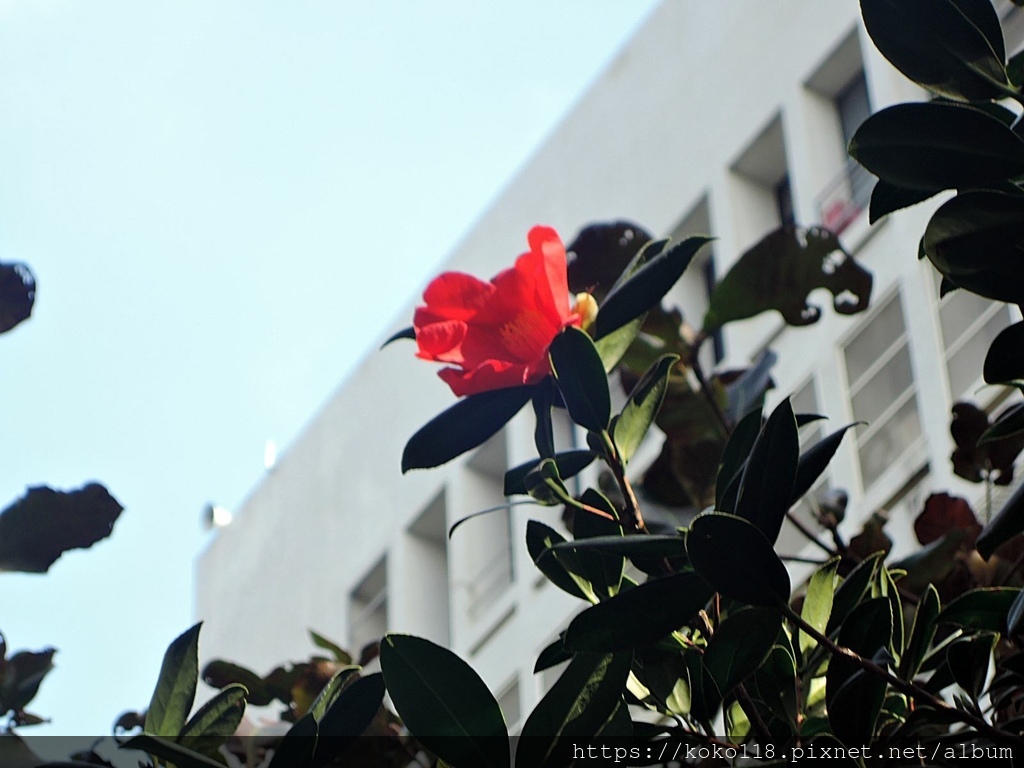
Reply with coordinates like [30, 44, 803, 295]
[573, 490, 625, 599]
[268, 712, 317, 768]
[524, 459, 576, 508]
[122, 735, 225, 768]
[553, 534, 687, 560]
[595, 699, 632, 742]
[984, 320, 1024, 384]
[145, 623, 201, 737]
[613, 354, 678, 465]
[504, 451, 595, 496]
[381, 635, 509, 768]
[703, 226, 871, 330]
[526, 520, 591, 602]
[549, 327, 611, 433]
[309, 666, 360, 723]
[977, 481, 1024, 558]
[851, 103, 1024, 192]
[860, 0, 1008, 101]
[704, 608, 781, 696]
[686, 513, 791, 607]
[532, 380, 556, 459]
[314, 673, 386, 767]
[981, 402, 1024, 443]
[594, 237, 710, 339]
[178, 684, 247, 757]
[791, 424, 855, 505]
[923, 191, 1024, 305]
[380, 325, 415, 348]
[0, 262, 35, 335]
[595, 314, 646, 373]
[900, 584, 941, 680]
[869, 178, 939, 223]
[0, 483, 123, 574]
[827, 668, 888, 747]
[880, 566, 905, 660]
[201, 661, 275, 707]
[799, 558, 839, 656]
[828, 552, 884, 634]
[947, 634, 996, 699]
[723, 349, 777, 423]
[0, 649, 55, 713]
[515, 652, 631, 768]
[1009, 587, 1024, 635]
[716, 405, 762, 512]
[402, 386, 533, 472]
[534, 636, 572, 674]
[563, 572, 712, 652]
[735, 397, 799, 544]
[309, 630, 353, 665]
[937, 587, 1019, 632]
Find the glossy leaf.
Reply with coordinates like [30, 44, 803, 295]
[984, 320, 1024, 385]
[828, 552, 883, 634]
[799, 558, 839, 656]
[704, 607, 781, 696]
[552, 534, 687, 561]
[503, 451, 595, 496]
[900, 585, 941, 680]
[715, 405, 762, 512]
[686, 513, 791, 607]
[852, 104, 1024, 192]
[790, 424, 855, 505]
[0, 483, 123, 574]
[860, 0, 1008, 101]
[937, 587, 1019, 632]
[402, 386, 533, 472]
[534, 636, 572, 674]
[308, 666, 360, 723]
[869, 178, 938, 223]
[573, 489, 625, 599]
[563, 571, 712, 652]
[145, 623, 201, 737]
[735, 397, 798, 544]
[122, 736, 224, 768]
[381, 634, 509, 768]
[532, 380, 557, 459]
[594, 236, 710, 339]
[922, 190, 1024, 305]
[981, 402, 1024, 444]
[526, 520, 592, 602]
[977, 481, 1024, 559]
[613, 354, 678, 465]
[0, 262, 35, 334]
[380, 325, 415, 348]
[549, 327, 611, 433]
[177, 684, 247, 757]
[947, 634, 996, 699]
[268, 712, 317, 768]
[516, 652, 631, 768]
[703, 225, 871, 330]
[314, 673, 386, 767]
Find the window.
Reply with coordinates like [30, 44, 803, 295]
[496, 675, 521, 731]
[843, 292, 923, 490]
[835, 72, 873, 214]
[349, 557, 387, 659]
[729, 116, 794, 248]
[406, 490, 451, 645]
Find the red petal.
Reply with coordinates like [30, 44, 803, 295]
[420, 271, 494, 322]
[438, 360, 524, 397]
[415, 318, 467, 363]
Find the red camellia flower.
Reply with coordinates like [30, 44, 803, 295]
[414, 226, 582, 397]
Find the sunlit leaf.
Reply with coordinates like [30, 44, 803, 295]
[145, 623, 201, 737]
[613, 354, 678, 465]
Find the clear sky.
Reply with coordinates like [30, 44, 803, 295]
[0, 0, 659, 736]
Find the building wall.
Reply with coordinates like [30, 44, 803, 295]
[195, 0, 1022, 728]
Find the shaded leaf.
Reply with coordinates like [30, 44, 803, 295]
[563, 572, 712, 652]
[947, 633, 996, 699]
[828, 552, 884, 634]
[703, 226, 871, 330]
[515, 652, 631, 768]
[686, 513, 791, 607]
[715, 405, 762, 512]
[0, 649, 55, 714]
[552, 534, 687, 561]
[314, 674, 386, 767]
[526, 521, 591, 602]
[977, 481, 1024, 559]
[613, 354, 678, 465]
[735, 397, 799, 544]
[722, 349, 776, 424]
[790, 424, 855, 505]
[704, 607, 781, 696]
[380, 326, 415, 348]
[573, 489, 625, 599]
[0, 484, 123, 574]
[145, 623, 201, 737]
[534, 637, 572, 674]
[900, 584, 941, 680]
[937, 587, 1019, 632]
[532, 380, 556, 459]
[504, 451, 595, 497]
[869, 178, 939, 224]
[402, 386, 533, 472]
[380, 635, 509, 768]
[122, 735, 225, 768]
[201, 661, 277, 707]
[309, 630, 353, 665]
[0, 262, 35, 335]
[178, 684, 247, 758]
[984, 320, 1024, 384]
[549, 327, 610, 433]
[268, 712, 317, 768]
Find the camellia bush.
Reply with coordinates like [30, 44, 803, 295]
[22, 0, 1024, 766]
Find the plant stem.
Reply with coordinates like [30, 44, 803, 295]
[600, 431, 647, 533]
[784, 509, 838, 557]
[736, 682, 774, 745]
[782, 604, 1024, 750]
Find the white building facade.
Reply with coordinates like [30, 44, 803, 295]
[195, 0, 1024, 730]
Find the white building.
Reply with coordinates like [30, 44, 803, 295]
[195, 0, 1023, 729]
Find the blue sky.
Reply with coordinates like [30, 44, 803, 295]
[0, 0, 658, 735]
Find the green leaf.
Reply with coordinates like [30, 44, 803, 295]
[381, 635, 510, 768]
[790, 424, 855, 505]
[1009, 587, 1024, 635]
[0, 649, 55, 714]
[309, 630, 352, 665]
[515, 652, 632, 768]
[922, 191, 1024, 305]
[852, 103, 1024, 193]
[552, 534, 687, 561]
[900, 584, 941, 680]
[178, 684, 247, 756]
[549, 327, 611, 433]
[868, 178, 939, 224]
[937, 587, 1019, 632]
[860, 0, 1008, 101]
[947, 633, 996, 699]
[704, 607, 781, 696]
[524, 459, 576, 508]
[715, 405, 762, 512]
[594, 236, 710, 339]
[563, 572, 712, 652]
[594, 315, 646, 373]
[122, 735, 225, 768]
[145, 623, 201, 737]
[268, 712, 317, 768]
[686, 513, 791, 607]
[573, 490, 625, 599]
[200, 660, 276, 707]
[879, 566, 905, 661]
[703, 226, 871, 331]
[984, 321, 1024, 385]
[532, 380, 556, 459]
[828, 552, 883, 634]
[314, 673, 386, 767]
[735, 397, 799, 544]
[0, 483, 123, 574]
[526, 520, 592, 602]
[503, 451, 595, 496]
[402, 386, 533, 472]
[308, 666, 361, 723]
[380, 325, 415, 348]
[534, 636, 572, 674]
[981, 402, 1024, 444]
[977, 481, 1024, 559]
[613, 354, 678, 465]
[799, 558, 840, 656]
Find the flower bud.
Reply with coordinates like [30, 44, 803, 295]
[574, 292, 599, 331]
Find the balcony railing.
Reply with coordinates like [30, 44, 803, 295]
[816, 157, 874, 234]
